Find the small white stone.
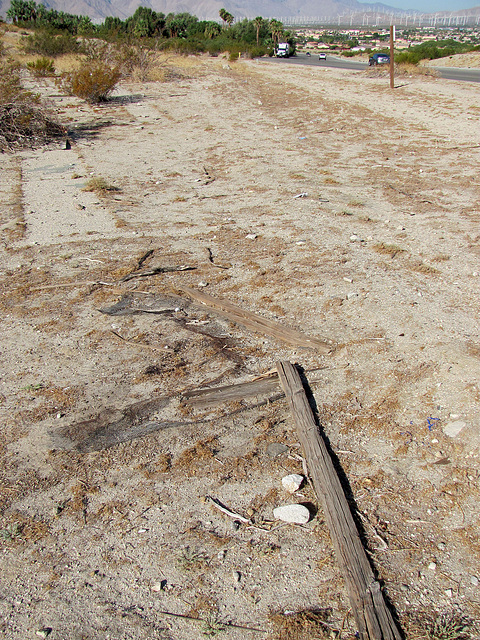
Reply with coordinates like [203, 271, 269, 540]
[428, 562, 437, 571]
[346, 292, 359, 299]
[281, 474, 304, 493]
[151, 583, 162, 592]
[350, 234, 359, 242]
[245, 233, 257, 240]
[445, 588, 453, 598]
[273, 504, 310, 524]
[197, 281, 208, 288]
[471, 576, 479, 586]
[443, 420, 466, 438]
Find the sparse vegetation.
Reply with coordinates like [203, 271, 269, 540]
[22, 31, 81, 57]
[427, 613, 472, 640]
[57, 61, 121, 102]
[268, 608, 334, 640]
[83, 176, 119, 193]
[0, 58, 64, 150]
[395, 39, 479, 65]
[26, 56, 55, 76]
[0, 522, 22, 541]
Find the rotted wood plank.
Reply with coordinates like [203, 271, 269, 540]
[178, 286, 332, 353]
[276, 361, 402, 640]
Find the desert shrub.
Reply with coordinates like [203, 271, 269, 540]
[22, 31, 81, 57]
[80, 40, 158, 81]
[58, 61, 121, 102]
[0, 60, 64, 150]
[26, 56, 55, 76]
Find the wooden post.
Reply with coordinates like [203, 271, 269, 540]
[276, 361, 402, 640]
[389, 25, 395, 89]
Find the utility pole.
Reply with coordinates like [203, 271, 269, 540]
[389, 24, 395, 89]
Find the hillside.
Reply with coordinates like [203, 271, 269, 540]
[0, 0, 407, 22]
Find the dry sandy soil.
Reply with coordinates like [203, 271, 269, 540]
[1, 52, 480, 640]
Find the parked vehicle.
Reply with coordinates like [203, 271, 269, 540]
[318, 52, 327, 60]
[368, 53, 390, 66]
[276, 42, 290, 58]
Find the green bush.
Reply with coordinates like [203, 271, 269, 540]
[22, 31, 81, 57]
[58, 62, 121, 103]
[395, 39, 476, 65]
[26, 57, 55, 76]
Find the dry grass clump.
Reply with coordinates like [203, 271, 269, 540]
[83, 176, 119, 194]
[0, 59, 64, 151]
[268, 608, 335, 640]
[373, 243, 406, 258]
[26, 56, 55, 77]
[396, 62, 438, 77]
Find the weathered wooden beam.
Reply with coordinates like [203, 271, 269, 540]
[178, 286, 332, 353]
[276, 361, 402, 640]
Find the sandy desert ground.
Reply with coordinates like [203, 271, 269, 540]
[1, 51, 480, 639]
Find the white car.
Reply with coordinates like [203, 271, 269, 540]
[318, 52, 327, 60]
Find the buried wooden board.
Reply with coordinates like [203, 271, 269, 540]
[276, 361, 402, 640]
[52, 378, 285, 452]
[178, 286, 333, 353]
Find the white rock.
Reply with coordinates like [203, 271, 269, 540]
[245, 233, 257, 240]
[428, 562, 437, 571]
[273, 504, 310, 524]
[281, 474, 304, 493]
[443, 420, 466, 438]
[471, 576, 479, 586]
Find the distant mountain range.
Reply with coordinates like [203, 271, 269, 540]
[1, 0, 479, 22]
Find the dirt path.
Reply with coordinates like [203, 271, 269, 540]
[1, 56, 479, 639]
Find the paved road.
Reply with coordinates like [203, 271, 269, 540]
[269, 54, 480, 83]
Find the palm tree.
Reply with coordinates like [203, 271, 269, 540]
[219, 8, 227, 28]
[253, 16, 263, 46]
[269, 19, 283, 52]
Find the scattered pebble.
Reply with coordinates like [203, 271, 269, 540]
[273, 504, 310, 524]
[36, 629, 52, 639]
[281, 474, 304, 493]
[428, 562, 437, 571]
[471, 576, 479, 586]
[233, 571, 241, 583]
[443, 420, 466, 438]
[445, 588, 453, 598]
[245, 233, 257, 240]
[346, 292, 359, 300]
[197, 281, 208, 288]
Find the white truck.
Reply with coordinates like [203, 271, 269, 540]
[276, 42, 290, 58]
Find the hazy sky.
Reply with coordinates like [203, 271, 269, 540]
[360, 0, 478, 12]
